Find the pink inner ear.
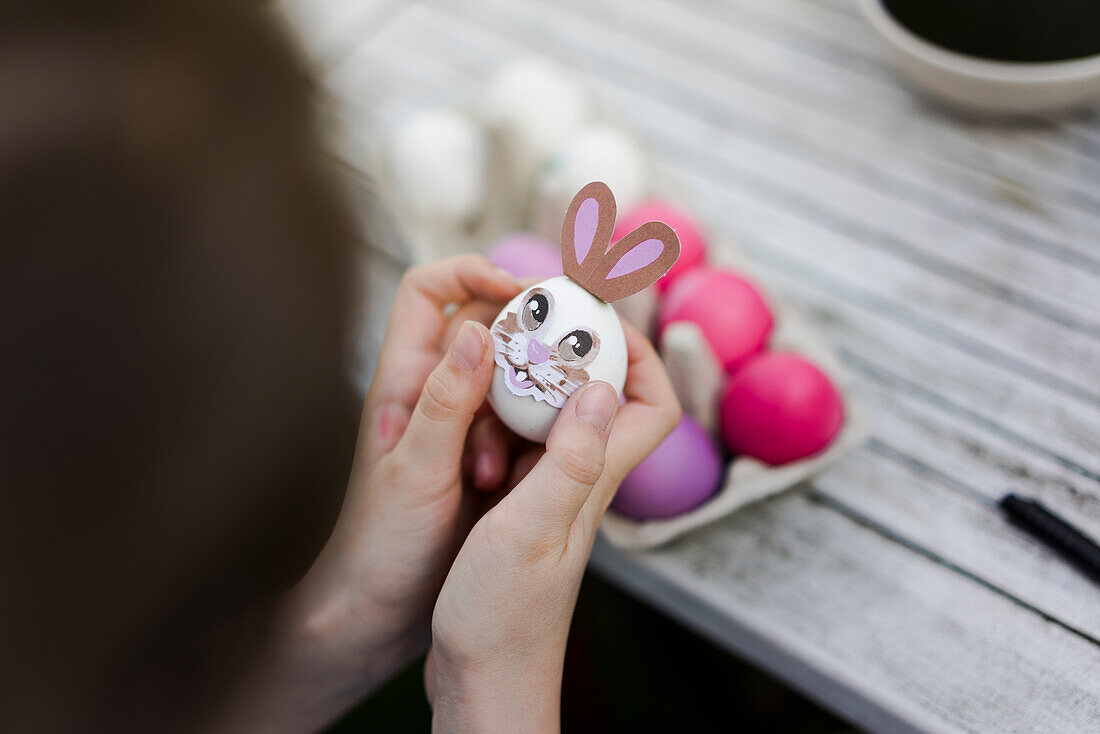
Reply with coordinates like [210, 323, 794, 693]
[573, 198, 599, 264]
[606, 238, 664, 279]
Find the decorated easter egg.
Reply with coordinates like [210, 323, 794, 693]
[609, 415, 724, 520]
[486, 233, 563, 280]
[658, 268, 773, 373]
[489, 182, 680, 442]
[719, 352, 844, 465]
[490, 276, 627, 442]
[388, 109, 487, 223]
[614, 201, 707, 292]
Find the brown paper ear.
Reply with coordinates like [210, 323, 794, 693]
[561, 181, 617, 285]
[560, 181, 680, 303]
[589, 221, 679, 302]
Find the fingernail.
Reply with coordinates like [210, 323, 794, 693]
[452, 322, 486, 370]
[474, 451, 495, 490]
[492, 266, 520, 285]
[575, 382, 617, 431]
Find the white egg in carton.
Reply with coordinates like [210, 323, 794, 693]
[369, 60, 872, 550]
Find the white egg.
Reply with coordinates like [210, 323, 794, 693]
[483, 60, 591, 227]
[388, 109, 488, 223]
[531, 126, 648, 241]
[488, 276, 627, 443]
[484, 60, 590, 170]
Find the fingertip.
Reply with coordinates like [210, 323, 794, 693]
[397, 322, 495, 470]
[466, 253, 521, 294]
[490, 264, 522, 289]
[571, 380, 618, 432]
[468, 414, 518, 492]
[473, 450, 498, 491]
[450, 320, 490, 371]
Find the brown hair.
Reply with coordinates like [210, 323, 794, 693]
[0, 2, 359, 730]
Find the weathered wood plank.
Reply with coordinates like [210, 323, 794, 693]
[623, 0, 1100, 272]
[760, 0, 1100, 208]
[814, 449, 1100, 641]
[861, 385, 1100, 535]
[591, 491, 1100, 734]
[539, 0, 1100, 262]
[558, 0, 1100, 303]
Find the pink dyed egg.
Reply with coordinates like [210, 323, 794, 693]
[613, 200, 706, 292]
[486, 233, 562, 280]
[720, 352, 844, 465]
[658, 268, 773, 372]
[610, 415, 724, 520]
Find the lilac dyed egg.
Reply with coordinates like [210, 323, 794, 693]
[486, 233, 563, 280]
[610, 415, 724, 520]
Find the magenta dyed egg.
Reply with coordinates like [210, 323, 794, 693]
[613, 200, 706, 292]
[610, 415, 724, 520]
[720, 352, 844, 465]
[658, 268, 774, 372]
[486, 233, 563, 280]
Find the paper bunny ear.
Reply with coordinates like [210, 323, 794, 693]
[561, 181, 680, 303]
[561, 181, 617, 280]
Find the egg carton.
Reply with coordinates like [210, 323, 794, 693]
[365, 61, 660, 265]
[362, 61, 872, 550]
[599, 253, 873, 550]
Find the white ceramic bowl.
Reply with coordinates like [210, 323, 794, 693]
[858, 0, 1100, 115]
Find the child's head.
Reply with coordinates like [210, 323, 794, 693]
[1, 2, 358, 729]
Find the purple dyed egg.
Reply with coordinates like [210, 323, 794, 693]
[486, 233, 563, 280]
[610, 415, 724, 520]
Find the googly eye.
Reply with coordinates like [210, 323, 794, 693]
[520, 288, 553, 331]
[558, 328, 599, 364]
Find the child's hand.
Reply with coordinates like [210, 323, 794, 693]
[209, 255, 523, 733]
[206, 258, 679, 734]
[301, 254, 524, 668]
[425, 321, 681, 732]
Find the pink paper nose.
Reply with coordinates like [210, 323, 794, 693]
[527, 339, 551, 365]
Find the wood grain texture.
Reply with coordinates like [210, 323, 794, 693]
[592, 491, 1100, 734]
[281, 0, 1100, 730]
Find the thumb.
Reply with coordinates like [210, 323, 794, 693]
[501, 381, 619, 541]
[390, 321, 494, 486]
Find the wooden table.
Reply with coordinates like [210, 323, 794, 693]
[277, 0, 1100, 731]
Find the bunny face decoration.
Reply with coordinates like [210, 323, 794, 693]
[489, 181, 680, 442]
